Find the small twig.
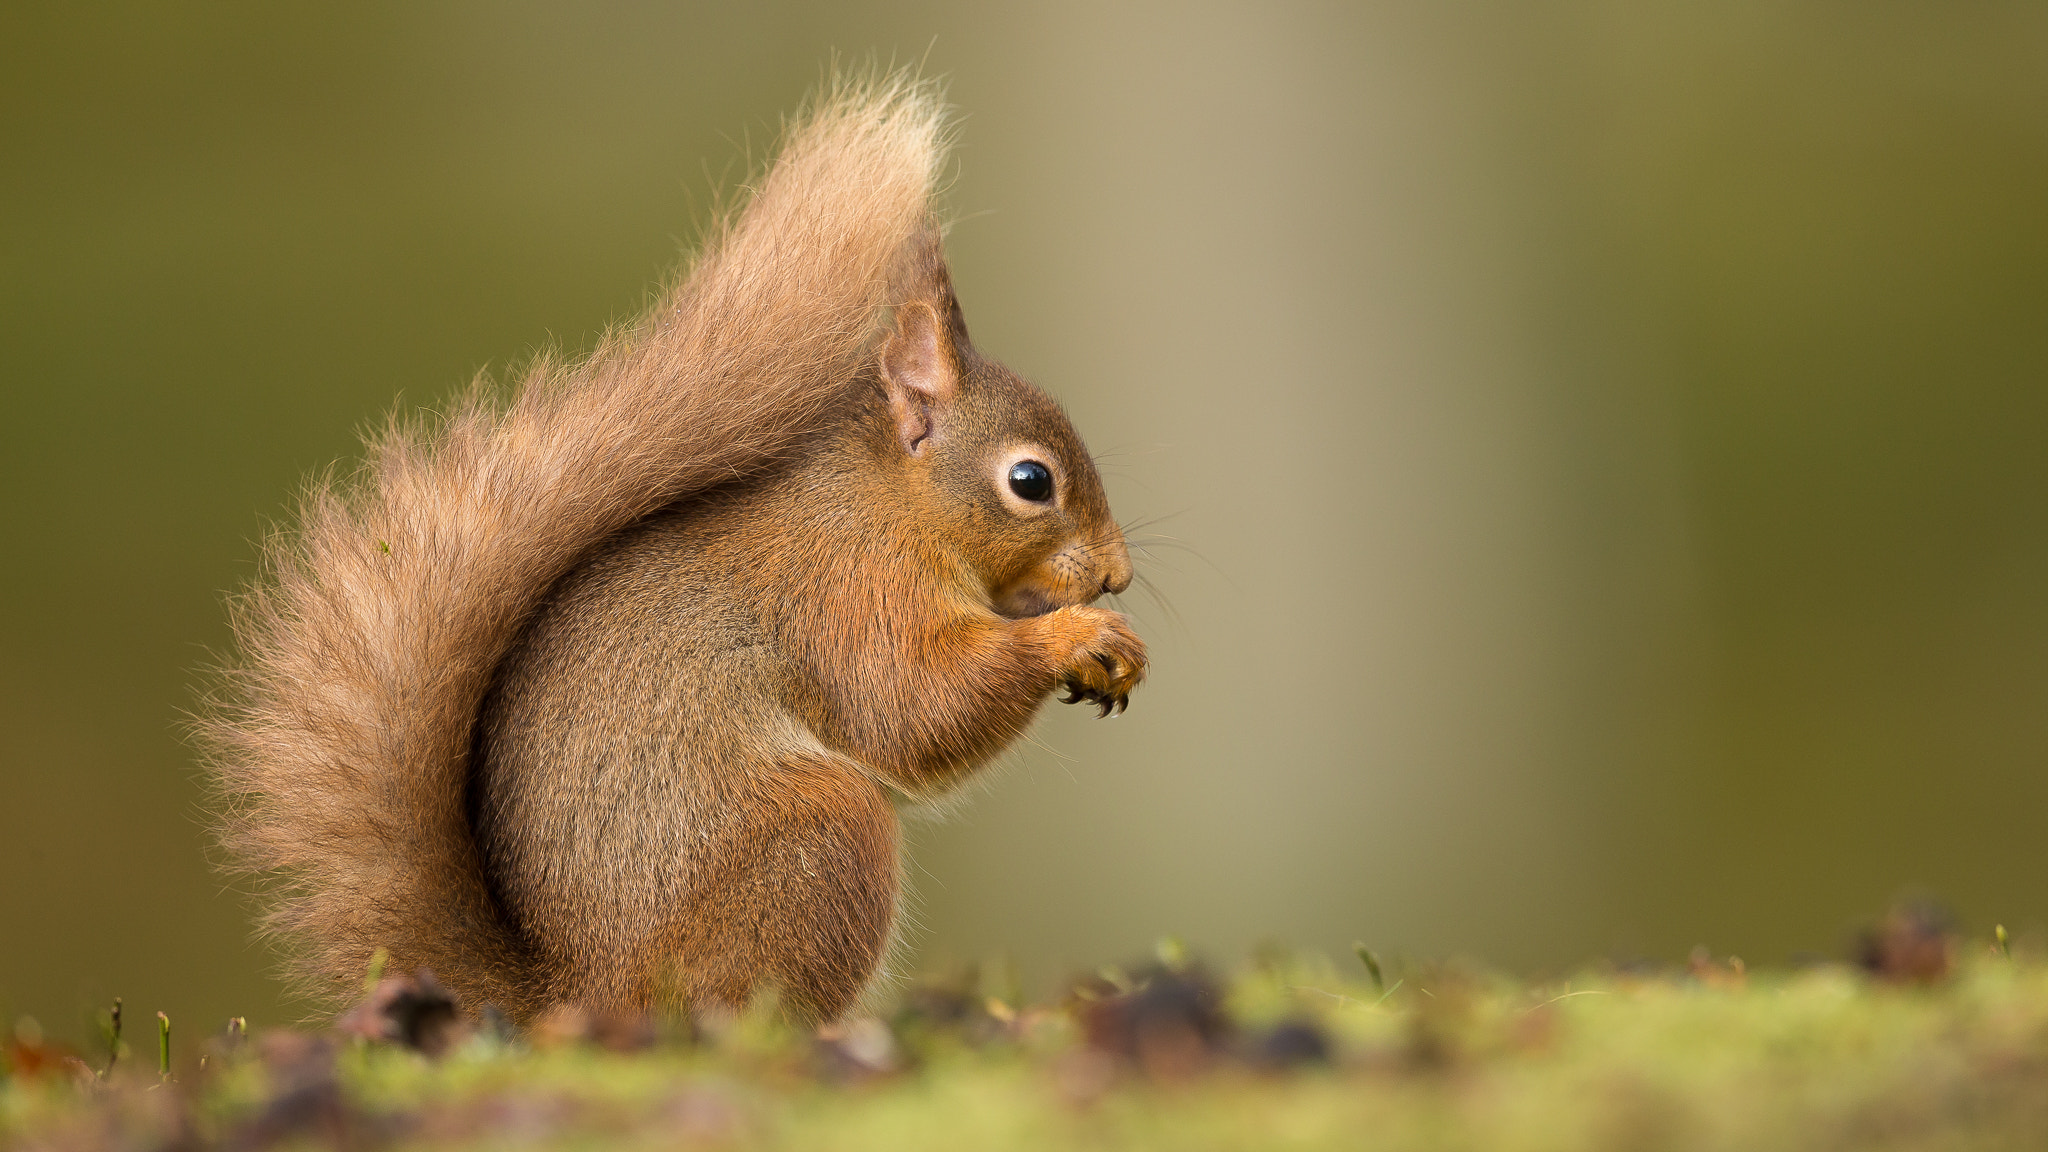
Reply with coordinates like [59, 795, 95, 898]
[103, 998, 122, 1079]
[1293, 985, 1370, 1009]
[1525, 990, 1609, 1013]
[1292, 978, 1406, 1010]
[156, 1012, 170, 1080]
[1353, 943, 1385, 993]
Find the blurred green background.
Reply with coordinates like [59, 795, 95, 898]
[5, 0, 2047, 1043]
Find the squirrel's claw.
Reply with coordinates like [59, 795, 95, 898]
[1058, 678, 1121, 717]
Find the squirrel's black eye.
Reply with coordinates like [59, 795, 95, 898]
[1007, 460, 1053, 503]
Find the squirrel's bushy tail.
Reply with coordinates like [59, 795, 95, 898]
[202, 73, 950, 1017]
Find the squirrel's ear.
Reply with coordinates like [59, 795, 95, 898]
[879, 300, 959, 455]
[891, 225, 973, 347]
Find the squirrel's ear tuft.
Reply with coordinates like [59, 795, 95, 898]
[880, 300, 958, 454]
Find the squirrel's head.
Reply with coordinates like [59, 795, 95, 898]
[872, 272, 1132, 619]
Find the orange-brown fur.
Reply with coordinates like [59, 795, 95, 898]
[202, 72, 1144, 1024]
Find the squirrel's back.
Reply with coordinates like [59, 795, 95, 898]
[201, 74, 952, 1018]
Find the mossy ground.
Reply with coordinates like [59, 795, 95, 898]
[8, 940, 2048, 1151]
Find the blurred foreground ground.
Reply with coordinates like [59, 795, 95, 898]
[8, 926, 2046, 1152]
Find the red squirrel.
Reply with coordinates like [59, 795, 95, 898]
[204, 74, 1146, 1023]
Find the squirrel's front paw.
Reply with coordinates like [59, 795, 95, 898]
[1050, 608, 1148, 718]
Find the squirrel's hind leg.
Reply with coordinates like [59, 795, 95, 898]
[646, 754, 900, 1024]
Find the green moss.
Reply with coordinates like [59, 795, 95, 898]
[9, 950, 2048, 1150]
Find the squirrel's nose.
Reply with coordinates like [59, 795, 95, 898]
[1099, 542, 1133, 597]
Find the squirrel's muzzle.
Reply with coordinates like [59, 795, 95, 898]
[993, 532, 1132, 618]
